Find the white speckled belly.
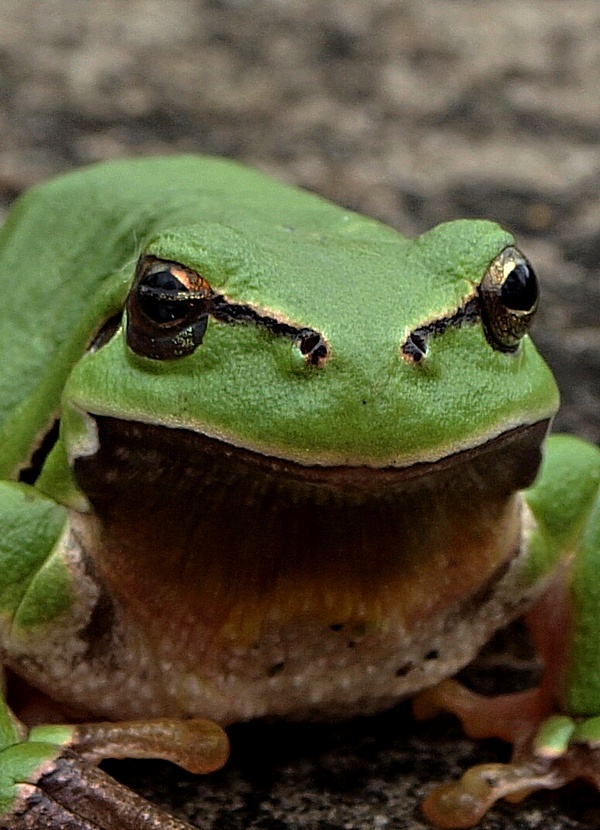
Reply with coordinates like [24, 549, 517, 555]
[3, 503, 544, 726]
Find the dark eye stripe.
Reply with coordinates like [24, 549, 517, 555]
[126, 255, 330, 365]
[400, 246, 538, 363]
[400, 296, 480, 364]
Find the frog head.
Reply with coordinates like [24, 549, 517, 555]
[60, 216, 558, 474]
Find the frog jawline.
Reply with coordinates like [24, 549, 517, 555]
[77, 416, 548, 498]
[190, 417, 550, 493]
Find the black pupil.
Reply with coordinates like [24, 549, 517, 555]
[500, 261, 538, 312]
[140, 270, 190, 324]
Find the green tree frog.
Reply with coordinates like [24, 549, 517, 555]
[0, 155, 597, 829]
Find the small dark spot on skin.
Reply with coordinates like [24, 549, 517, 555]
[268, 662, 285, 677]
[329, 623, 345, 632]
[395, 663, 414, 678]
[425, 650, 440, 661]
[347, 641, 356, 648]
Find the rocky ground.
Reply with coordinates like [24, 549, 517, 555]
[0, 2, 599, 829]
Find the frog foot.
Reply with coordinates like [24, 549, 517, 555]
[414, 682, 600, 828]
[412, 678, 551, 748]
[1, 718, 229, 829]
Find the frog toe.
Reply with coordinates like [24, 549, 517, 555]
[0, 717, 230, 829]
[31, 716, 230, 774]
[421, 715, 600, 828]
[421, 757, 567, 829]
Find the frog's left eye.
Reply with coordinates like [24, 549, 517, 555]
[478, 247, 539, 351]
[126, 257, 214, 360]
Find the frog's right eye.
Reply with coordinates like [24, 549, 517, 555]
[126, 256, 214, 360]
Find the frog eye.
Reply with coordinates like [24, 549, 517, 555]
[478, 247, 539, 351]
[126, 257, 214, 360]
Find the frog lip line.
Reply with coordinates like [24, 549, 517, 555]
[165, 417, 549, 488]
[74, 416, 550, 494]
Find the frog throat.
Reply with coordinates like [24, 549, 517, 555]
[72, 417, 549, 646]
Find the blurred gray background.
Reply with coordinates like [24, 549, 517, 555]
[0, 2, 598, 829]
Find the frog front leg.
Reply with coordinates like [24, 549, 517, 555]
[0, 712, 228, 829]
[413, 434, 600, 828]
[0, 481, 229, 829]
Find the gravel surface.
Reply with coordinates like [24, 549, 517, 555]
[0, 2, 598, 829]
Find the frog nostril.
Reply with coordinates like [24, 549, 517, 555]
[401, 332, 428, 363]
[400, 295, 481, 363]
[297, 330, 329, 366]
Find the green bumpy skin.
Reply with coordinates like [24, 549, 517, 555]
[526, 435, 600, 716]
[524, 436, 600, 713]
[0, 483, 72, 630]
[0, 741, 65, 815]
[0, 711, 73, 816]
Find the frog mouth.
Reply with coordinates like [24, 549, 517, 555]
[75, 415, 549, 503]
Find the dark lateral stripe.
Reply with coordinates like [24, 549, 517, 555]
[18, 418, 60, 485]
[211, 295, 318, 340]
[402, 296, 480, 361]
[211, 295, 329, 363]
[133, 272, 329, 363]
